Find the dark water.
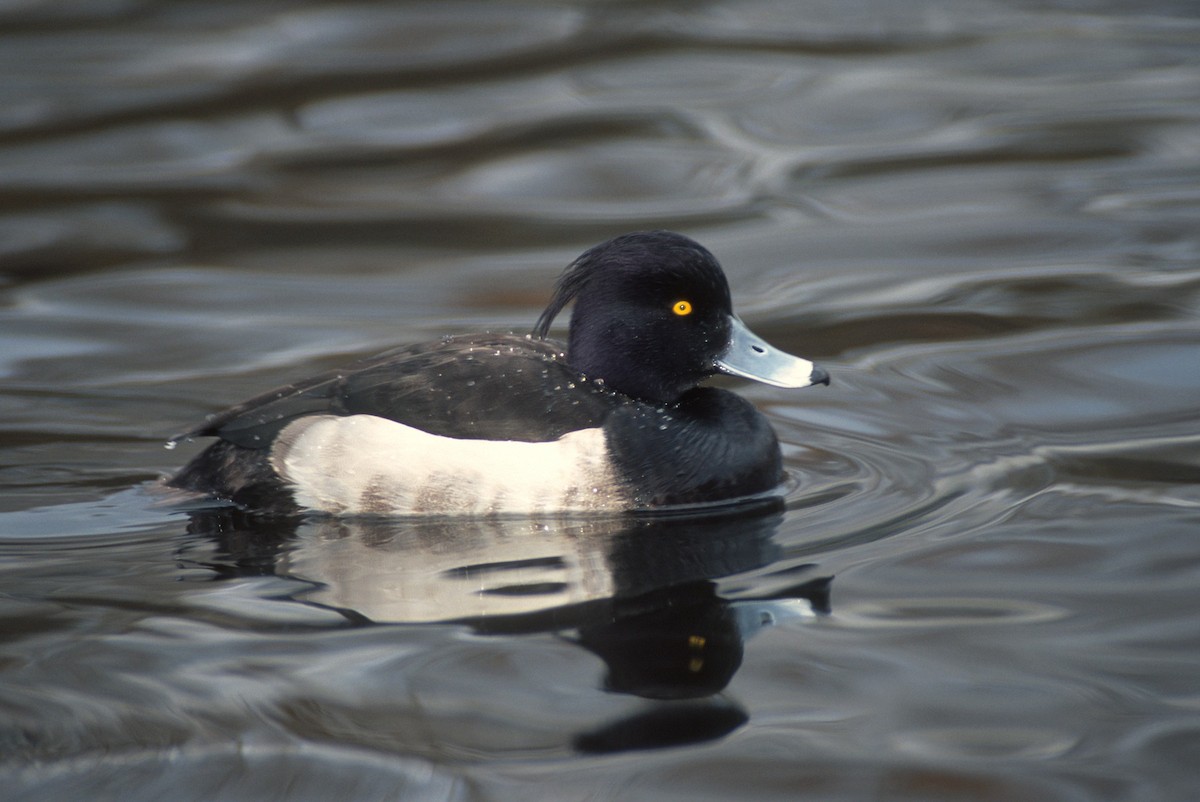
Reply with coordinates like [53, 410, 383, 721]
[3, 1, 1199, 799]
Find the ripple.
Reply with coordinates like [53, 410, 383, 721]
[733, 67, 959, 147]
[0, 488, 179, 539]
[1121, 718, 1200, 779]
[675, 0, 1007, 48]
[217, 139, 758, 225]
[0, 203, 184, 276]
[837, 597, 1068, 628]
[296, 77, 580, 152]
[891, 726, 1078, 761]
[570, 51, 802, 104]
[1037, 434, 1200, 507]
[0, 115, 292, 192]
[10, 740, 458, 802]
[440, 141, 753, 213]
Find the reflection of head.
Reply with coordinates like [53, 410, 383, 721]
[573, 702, 749, 755]
[577, 582, 743, 700]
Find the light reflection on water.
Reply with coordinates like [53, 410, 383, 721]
[1, 1, 1199, 800]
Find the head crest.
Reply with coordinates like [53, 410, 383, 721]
[532, 250, 593, 338]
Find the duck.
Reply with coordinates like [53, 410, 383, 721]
[167, 231, 828, 516]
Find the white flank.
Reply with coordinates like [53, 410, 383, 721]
[271, 414, 627, 516]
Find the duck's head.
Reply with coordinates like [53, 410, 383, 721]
[533, 231, 829, 405]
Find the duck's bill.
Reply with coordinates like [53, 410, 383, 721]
[715, 316, 830, 389]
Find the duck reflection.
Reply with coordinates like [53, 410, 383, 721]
[185, 501, 831, 753]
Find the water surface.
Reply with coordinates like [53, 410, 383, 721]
[2, 1, 1199, 800]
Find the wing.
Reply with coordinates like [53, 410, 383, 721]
[178, 333, 618, 449]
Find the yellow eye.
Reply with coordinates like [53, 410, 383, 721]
[672, 300, 693, 316]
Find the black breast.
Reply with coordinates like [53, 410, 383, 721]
[603, 388, 784, 507]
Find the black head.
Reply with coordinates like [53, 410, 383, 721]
[533, 231, 828, 405]
[534, 232, 735, 404]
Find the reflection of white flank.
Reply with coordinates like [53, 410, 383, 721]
[279, 517, 623, 623]
[271, 414, 626, 516]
